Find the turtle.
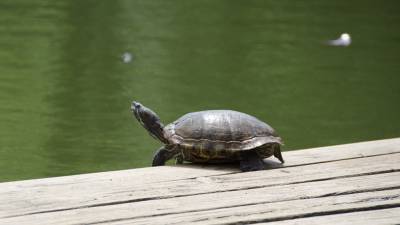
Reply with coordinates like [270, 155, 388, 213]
[131, 101, 284, 172]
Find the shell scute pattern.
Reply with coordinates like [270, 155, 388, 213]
[164, 110, 282, 159]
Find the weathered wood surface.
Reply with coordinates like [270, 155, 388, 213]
[0, 138, 399, 225]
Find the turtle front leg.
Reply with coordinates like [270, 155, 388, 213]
[152, 146, 178, 166]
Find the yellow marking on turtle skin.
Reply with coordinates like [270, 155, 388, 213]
[199, 149, 208, 160]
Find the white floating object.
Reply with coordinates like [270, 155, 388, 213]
[121, 52, 133, 63]
[327, 33, 351, 47]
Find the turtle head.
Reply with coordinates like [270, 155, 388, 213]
[131, 101, 168, 143]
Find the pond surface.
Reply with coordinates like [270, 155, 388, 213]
[1, 0, 399, 181]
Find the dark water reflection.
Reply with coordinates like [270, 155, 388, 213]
[1, 0, 399, 181]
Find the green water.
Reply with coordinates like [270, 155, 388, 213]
[1, 1, 399, 182]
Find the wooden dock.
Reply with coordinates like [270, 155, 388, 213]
[1, 138, 400, 225]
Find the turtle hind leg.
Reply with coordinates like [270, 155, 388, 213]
[239, 151, 265, 172]
[152, 146, 178, 166]
[274, 146, 285, 164]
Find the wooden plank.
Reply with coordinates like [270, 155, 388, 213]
[2, 137, 399, 189]
[1, 173, 399, 225]
[1, 138, 399, 225]
[279, 137, 400, 167]
[263, 207, 400, 225]
[1, 138, 398, 191]
[116, 189, 400, 225]
[1, 151, 399, 219]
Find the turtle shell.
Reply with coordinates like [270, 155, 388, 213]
[164, 110, 282, 153]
